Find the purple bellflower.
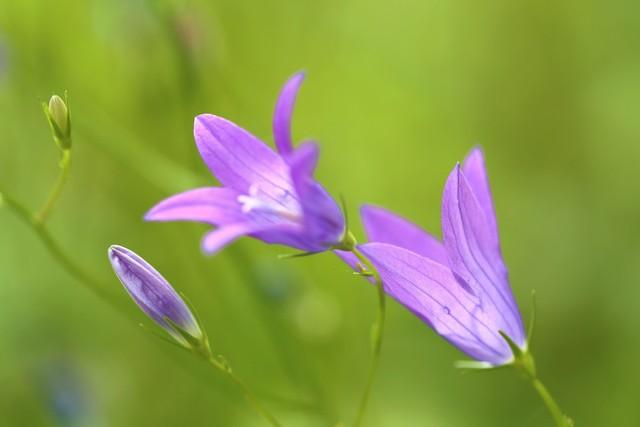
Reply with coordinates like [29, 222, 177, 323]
[108, 245, 205, 349]
[145, 73, 346, 254]
[354, 148, 526, 366]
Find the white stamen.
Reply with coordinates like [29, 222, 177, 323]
[237, 184, 301, 222]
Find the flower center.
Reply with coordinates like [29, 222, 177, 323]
[237, 184, 301, 223]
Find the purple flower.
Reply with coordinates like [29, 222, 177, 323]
[108, 245, 203, 347]
[355, 148, 525, 365]
[145, 73, 345, 254]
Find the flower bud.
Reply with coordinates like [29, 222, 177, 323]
[108, 245, 205, 350]
[43, 94, 71, 150]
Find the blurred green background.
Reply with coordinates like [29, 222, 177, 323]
[1, 0, 639, 426]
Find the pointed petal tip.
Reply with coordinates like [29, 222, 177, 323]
[274, 72, 308, 155]
[445, 162, 462, 185]
[468, 145, 485, 156]
[143, 203, 167, 222]
[108, 244, 126, 260]
[194, 113, 223, 128]
[144, 201, 168, 222]
[289, 70, 306, 82]
[200, 224, 250, 255]
[463, 146, 487, 167]
[359, 203, 380, 216]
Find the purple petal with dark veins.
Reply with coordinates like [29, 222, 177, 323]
[194, 114, 294, 200]
[462, 147, 499, 242]
[359, 243, 513, 365]
[360, 205, 449, 265]
[273, 72, 305, 155]
[108, 245, 201, 343]
[442, 165, 525, 347]
[144, 187, 242, 225]
[287, 141, 345, 250]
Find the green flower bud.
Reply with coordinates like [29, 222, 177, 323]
[43, 93, 71, 150]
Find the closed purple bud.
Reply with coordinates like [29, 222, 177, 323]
[108, 245, 203, 347]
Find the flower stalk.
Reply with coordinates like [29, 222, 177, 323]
[530, 376, 573, 427]
[0, 189, 122, 310]
[498, 331, 573, 427]
[36, 148, 71, 224]
[205, 355, 282, 427]
[334, 233, 387, 427]
[1, 94, 124, 314]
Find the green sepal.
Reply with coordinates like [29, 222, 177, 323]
[179, 291, 206, 338]
[499, 330, 536, 378]
[216, 355, 233, 373]
[499, 330, 524, 358]
[138, 323, 189, 352]
[527, 289, 537, 352]
[333, 230, 357, 252]
[454, 360, 510, 372]
[164, 316, 211, 359]
[339, 194, 350, 231]
[278, 251, 322, 259]
[353, 270, 374, 277]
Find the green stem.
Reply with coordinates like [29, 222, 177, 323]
[36, 149, 71, 224]
[530, 376, 573, 427]
[351, 247, 386, 427]
[0, 189, 124, 314]
[206, 356, 282, 427]
[512, 350, 573, 427]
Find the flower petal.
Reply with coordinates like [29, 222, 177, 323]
[145, 187, 242, 225]
[287, 139, 318, 176]
[462, 147, 499, 243]
[273, 72, 305, 155]
[360, 205, 448, 265]
[201, 223, 260, 255]
[334, 250, 360, 270]
[194, 114, 293, 199]
[441, 164, 525, 346]
[359, 242, 512, 365]
[287, 142, 345, 250]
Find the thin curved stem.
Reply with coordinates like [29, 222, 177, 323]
[351, 247, 386, 427]
[530, 376, 573, 427]
[36, 149, 71, 223]
[206, 356, 282, 427]
[1, 189, 124, 314]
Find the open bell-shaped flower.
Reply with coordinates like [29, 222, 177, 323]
[145, 73, 346, 255]
[347, 148, 526, 366]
